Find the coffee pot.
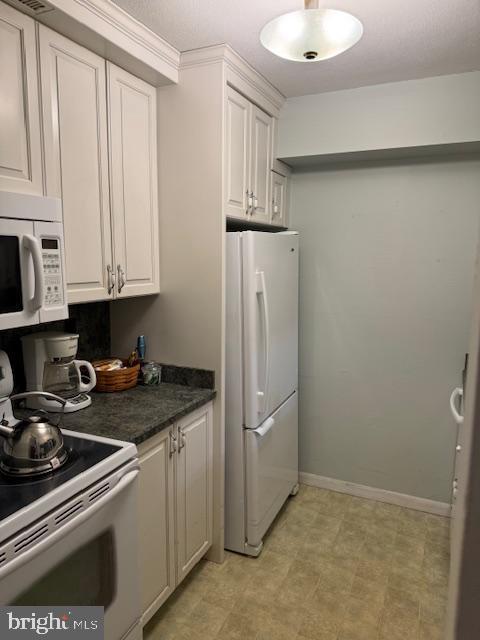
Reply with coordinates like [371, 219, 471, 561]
[22, 332, 96, 413]
[43, 356, 96, 401]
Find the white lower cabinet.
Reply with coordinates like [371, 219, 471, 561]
[138, 402, 213, 626]
[138, 429, 175, 624]
[175, 405, 213, 584]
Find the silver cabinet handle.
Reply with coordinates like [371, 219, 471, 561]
[107, 264, 115, 295]
[246, 190, 253, 215]
[253, 194, 258, 211]
[117, 264, 126, 293]
[169, 430, 177, 457]
[178, 427, 186, 451]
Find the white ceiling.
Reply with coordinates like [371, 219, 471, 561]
[112, 0, 480, 98]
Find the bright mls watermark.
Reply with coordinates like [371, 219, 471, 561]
[0, 607, 104, 639]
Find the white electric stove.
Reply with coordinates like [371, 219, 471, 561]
[0, 428, 141, 640]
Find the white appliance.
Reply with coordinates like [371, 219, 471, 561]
[22, 332, 96, 412]
[0, 435, 141, 640]
[0, 352, 140, 639]
[225, 231, 299, 556]
[449, 356, 467, 544]
[0, 191, 67, 330]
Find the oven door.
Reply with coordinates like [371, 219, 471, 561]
[0, 467, 140, 640]
[0, 218, 43, 330]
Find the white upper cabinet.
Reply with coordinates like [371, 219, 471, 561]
[225, 87, 274, 224]
[39, 29, 160, 304]
[249, 105, 272, 225]
[271, 171, 287, 228]
[0, 3, 42, 195]
[225, 87, 251, 219]
[39, 25, 113, 304]
[107, 63, 160, 297]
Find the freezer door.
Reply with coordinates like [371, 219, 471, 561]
[245, 391, 298, 549]
[243, 231, 298, 428]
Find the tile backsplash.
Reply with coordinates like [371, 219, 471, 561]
[0, 302, 111, 391]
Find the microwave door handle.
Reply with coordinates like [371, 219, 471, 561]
[0, 468, 139, 581]
[23, 235, 44, 311]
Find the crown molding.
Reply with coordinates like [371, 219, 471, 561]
[76, 0, 179, 66]
[180, 44, 285, 117]
[36, 0, 180, 84]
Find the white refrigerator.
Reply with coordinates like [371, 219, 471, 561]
[225, 231, 299, 556]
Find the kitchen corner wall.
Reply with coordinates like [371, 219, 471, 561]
[291, 156, 480, 503]
[278, 71, 480, 159]
[0, 302, 110, 392]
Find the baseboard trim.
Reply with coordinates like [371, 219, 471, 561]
[299, 472, 452, 517]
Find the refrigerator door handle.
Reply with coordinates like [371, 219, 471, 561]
[256, 270, 270, 414]
[450, 387, 464, 425]
[252, 417, 275, 437]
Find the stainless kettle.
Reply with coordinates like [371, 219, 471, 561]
[0, 392, 68, 477]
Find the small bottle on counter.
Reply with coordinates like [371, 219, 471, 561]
[136, 335, 146, 362]
[136, 335, 146, 384]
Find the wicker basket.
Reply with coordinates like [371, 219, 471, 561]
[93, 359, 140, 393]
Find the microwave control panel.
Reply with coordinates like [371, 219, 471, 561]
[41, 238, 64, 307]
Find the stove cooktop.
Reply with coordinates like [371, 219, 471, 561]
[0, 434, 121, 522]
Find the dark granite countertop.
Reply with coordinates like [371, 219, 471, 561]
[62, 383, 216, 446]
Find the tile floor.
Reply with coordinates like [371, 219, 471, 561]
[144, 485, 450, 640]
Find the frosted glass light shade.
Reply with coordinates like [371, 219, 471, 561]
[260, 8, 363, 62]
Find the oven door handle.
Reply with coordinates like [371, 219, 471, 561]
[0, 468, 139, 581]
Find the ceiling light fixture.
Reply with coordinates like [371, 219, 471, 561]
[260, 0, 363, 62]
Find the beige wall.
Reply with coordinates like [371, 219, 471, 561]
[291, 156, 480, 502]
[111, 61, 226, 561]
[279, 72, 480, 160]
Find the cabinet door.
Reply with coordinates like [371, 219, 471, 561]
[270, 171, 287, 227]
[175, 403, 213, 584]
[138, 429, 176, 624]
[39, 26, 113, 303]
[0, 3, 42, 195]
[249, 105, 272, 224]
[225, 87, 251, 220]
[107, 63, 160, 298]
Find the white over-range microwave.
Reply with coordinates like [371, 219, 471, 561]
[0, 191, 68, 330]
